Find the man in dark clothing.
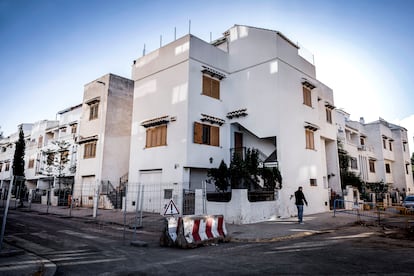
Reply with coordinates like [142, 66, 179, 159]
[294, 186, 308, 224]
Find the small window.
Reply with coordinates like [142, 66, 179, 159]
[202, 75, 220, 99]
[403, 142, 406, 152]
[164, 189, 173, 199]
[385, 163, 391, 174]
[326, 108, 332, 124]
[89, 102, 99, 120]
[71, 124, 77, 134]
[5, 162, 10, 171]
[389, 141, 392, 151]
[84, 141, 97, 159]
[146, 125, 167, 148]
[0, 163, 2, 172]
[38, 136, 43, 148]
[369, 160, 375, 173]
[28, 158, 35, 169]
[350, 157, 358, 170]
[360, 137, 365, 146]
[406, 164, 409, 174]
[310, 179, 317, 186]
[303, 86, 312, 107]
[60, 127, 67, 133]
[383, 139, 387, 149]
[61, 150, 69, 163]
[194, 122, 219, 147]
[305, 129, 315, 150]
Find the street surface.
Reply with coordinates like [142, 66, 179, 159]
[1, 209, 414, 275]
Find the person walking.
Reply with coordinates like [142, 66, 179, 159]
[294, 186, 308, 224]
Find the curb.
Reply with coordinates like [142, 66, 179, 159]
[230, 229, 334, 243]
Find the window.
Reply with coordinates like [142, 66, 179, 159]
[350, 157, 358, 169]
[61, 150, 69, 163]
[360, 137, 365, 146]
[164, 189, 173, 199]
[403, 142, 407, 152]
[46, 153, 55, 165]
[71, 124, 77, 134]
[194, 122, 219, 147]
[145, 125, 167, 148]
[303, 86, 312, 107]
[383, 138, 387, 149]
[38, 136, 43, 148]
[310, 179, 317, 186]
[60, 127, 67, 133]
[84, 141, 97, 159]
[406, 163, 410, 174]
[89, 102, 99, 120]
[389, 141, 392, 151]
[0, 163, 2, 172]
[385, 163, 391, 174]
[305, 129, 315, 150]
[28, 158, 35, 169]
[369, 160, 375, 173]
[326, 108, 332, 124]
[5, 162, 10, 171]
[202, 75, 220, 99]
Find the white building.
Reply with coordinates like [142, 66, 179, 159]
[73, 73, 134, 207]
[128, 25, 340, 218]
[336, 110, 414, 198]
[0, 124, 33, 199]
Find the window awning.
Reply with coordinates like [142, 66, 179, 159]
[77, 135, 98, 144]
[302, 79, 316, 90]
[202, 66, 226, 80]
[324, 101, 336, 109]
[141, 115, 170, 128]
[85, 97, 100, 105]
[226, 108, 248, 119]
[201, 114, 225, 126]
[304, 122, 319, 131]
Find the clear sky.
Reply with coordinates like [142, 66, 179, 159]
[1, 0, 413, 152]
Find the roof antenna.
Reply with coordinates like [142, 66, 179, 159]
[188, 19, 191, 34]
[160, 35, 162, 47]
[174, 27, 176, 40]
[210, 32, 212, 43]
[143, 43, 146, 56]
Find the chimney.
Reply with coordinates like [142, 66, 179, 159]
[359, 117, 365, 124]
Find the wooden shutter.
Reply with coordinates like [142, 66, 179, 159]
[202, 76, 211, 97]
[160, 125, 167, 146]
[194, 122, 203, 144]
[211, 78, 220, 99]
[211, 125, 219, 146]
[146, 129, 152, 148]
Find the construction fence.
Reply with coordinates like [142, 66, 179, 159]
[333, 199, 414, 230]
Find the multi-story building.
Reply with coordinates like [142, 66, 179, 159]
[0, 124, 32, 199]
[73, 73, 134, 207]
[127, 25, 340, 218]
[336, 110, 414, 198]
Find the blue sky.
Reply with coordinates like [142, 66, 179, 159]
[1, 0, 413, 151]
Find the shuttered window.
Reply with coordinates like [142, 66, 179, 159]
[305, 129, 315, 150]
[303, 86, 312, 107]
[194, 122, 219, 147]
[202, 75, 220, 99]
[84, 141, 97, 159]
[145, 125, 167, 148]
[89, 102, 99, 120]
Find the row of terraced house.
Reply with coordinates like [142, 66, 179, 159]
[1, 25, 413, 222]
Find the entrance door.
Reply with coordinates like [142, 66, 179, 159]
[234, 132, 244, 158]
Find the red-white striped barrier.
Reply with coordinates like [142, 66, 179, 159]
[160, 215, 229, 248]
[178, 215, 228, 248]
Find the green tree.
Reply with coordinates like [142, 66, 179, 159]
[207, 160, 230, 192]
[337, 141, 363, 192]
[12, 125, 26, 205]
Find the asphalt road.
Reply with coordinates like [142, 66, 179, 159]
[2, 209, 414, 275]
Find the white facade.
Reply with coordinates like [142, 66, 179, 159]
[73, 73, 134, 205]
[128, 25, 340, 218]
[336, 110, 414, 195]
